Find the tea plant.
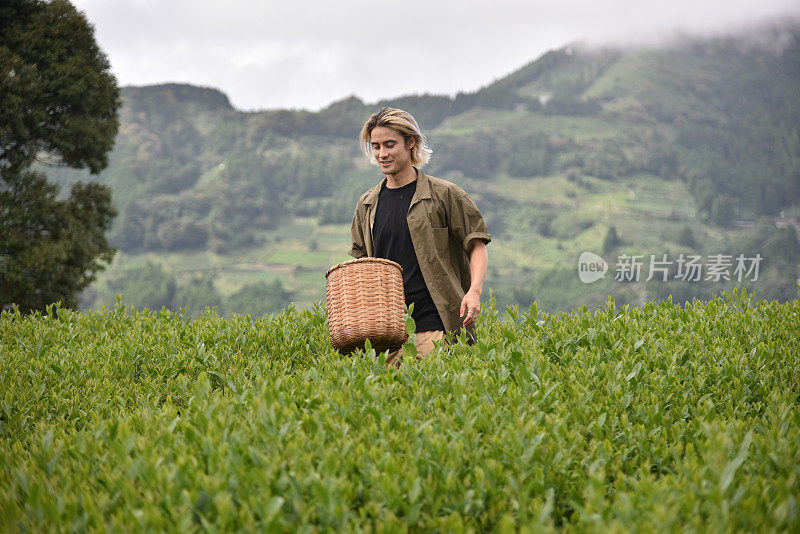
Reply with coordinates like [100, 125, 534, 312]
[1, 290, 798, 531]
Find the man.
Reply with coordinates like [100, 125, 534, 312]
[349, 107, 491, 365]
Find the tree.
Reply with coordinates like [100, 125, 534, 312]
[710, 195, 736, 227]
[603, 225, 621, 253]
[677, 225, 696, 248]
[0, 0, 119, 174]
[0, 170, 116, 311]
[225, 280, 292, 317]
[107, 262, 176, 312]
[1, 0, 120, 312]
[173, 274, 223, 316]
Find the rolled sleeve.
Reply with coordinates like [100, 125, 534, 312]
[463, 230, 492, 253]
[349, 244, 366, 259]
[450, 193, 491, 254]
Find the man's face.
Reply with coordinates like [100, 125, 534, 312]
[370, 126, 414, 176]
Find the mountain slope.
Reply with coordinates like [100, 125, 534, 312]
[42, 21, 800, 314]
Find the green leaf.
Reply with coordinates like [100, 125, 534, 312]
[405, 302, 416, 336]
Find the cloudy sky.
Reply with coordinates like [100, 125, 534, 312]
[72, 0, 799, 112]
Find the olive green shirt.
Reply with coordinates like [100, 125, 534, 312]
[349, 169, 491, 339]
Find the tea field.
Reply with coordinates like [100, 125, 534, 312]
[1, 290, 798, 531]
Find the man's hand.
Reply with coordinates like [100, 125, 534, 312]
[460, 288, 481, 328]
[460, 240, 488, 328]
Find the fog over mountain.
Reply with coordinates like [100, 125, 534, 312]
[72, 0, 800, 111]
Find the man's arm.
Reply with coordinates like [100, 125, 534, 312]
[460, 239, 488, 327]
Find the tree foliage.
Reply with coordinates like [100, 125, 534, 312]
[107, 262, 176, 312]
[0, 0, 119, 174]
[0, 170, 116, 312]
[0, 0, 120, 312]
[225, 280, 292, 317]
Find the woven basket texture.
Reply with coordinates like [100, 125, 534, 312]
[325, 258, 407, 354]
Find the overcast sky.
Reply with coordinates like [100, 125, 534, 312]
[72, 0, 800, 112]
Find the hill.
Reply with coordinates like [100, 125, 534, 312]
[43, 21, 800, 315]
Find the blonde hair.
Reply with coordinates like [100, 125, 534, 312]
[359, 107, 432, 168]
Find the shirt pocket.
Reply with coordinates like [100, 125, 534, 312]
[431, 226, 450, 257]
[426, 199, 448, 228]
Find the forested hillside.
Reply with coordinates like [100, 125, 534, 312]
[45, 21, 800, 315]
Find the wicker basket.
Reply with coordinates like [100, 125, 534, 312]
[325, 257, 408, 354]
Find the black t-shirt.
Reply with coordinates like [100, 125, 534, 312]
[372, 179, 445, 332]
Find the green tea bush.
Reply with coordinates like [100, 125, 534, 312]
[1, 290, 798, 531]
